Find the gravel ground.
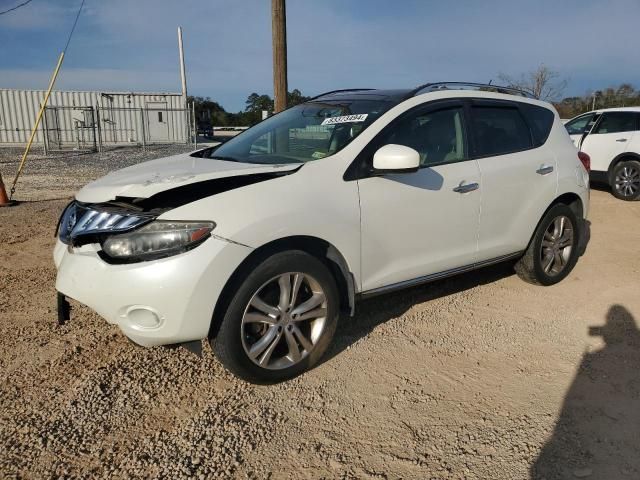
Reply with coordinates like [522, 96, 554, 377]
[1, 150, 640, 479]
[0, 145, 193, 202]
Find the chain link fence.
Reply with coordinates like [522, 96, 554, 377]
[40, 104, 194, 153]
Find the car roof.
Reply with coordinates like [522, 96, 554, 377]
[310, 83, 540, 107]
[585, 106, 640, 114]
[311, 89, 413, 103]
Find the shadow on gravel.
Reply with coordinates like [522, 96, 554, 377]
[589, 181, 612, 195]
[322, 261, 516, 364]
[531, 305, 640, 479]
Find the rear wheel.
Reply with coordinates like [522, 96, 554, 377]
[213, 251, 339, 384]
[515, 204, 581, 286]
[611, 160, 640, 201]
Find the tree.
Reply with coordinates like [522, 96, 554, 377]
[287, 88, 310, 107]
[245, 93, 274, 114]
[188, 96, 227, 127]
[187, 89, 311, 128]
[499, 64, 567, 101]
[553, 83, 640, 119]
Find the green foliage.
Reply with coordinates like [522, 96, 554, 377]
[287, 89, 311, 107]
[189, 89, 311, 128]
[554, 84, 640, 118]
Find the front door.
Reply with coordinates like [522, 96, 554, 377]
[580, 111, 638, 172]
[358, 102, 481, 292]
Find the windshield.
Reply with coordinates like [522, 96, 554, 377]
[565, 113, 599, 135]
[205, 99, 394, 164]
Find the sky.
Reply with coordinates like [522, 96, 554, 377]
[1, 0, 639, 112]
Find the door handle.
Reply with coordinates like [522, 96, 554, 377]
[616, 138, 628, 142]
[453, 182, 479, 193]
[536, 165, 554, 175]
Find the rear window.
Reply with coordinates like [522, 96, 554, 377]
[471, 106, 532, 157]
[520, 104, 554, 147]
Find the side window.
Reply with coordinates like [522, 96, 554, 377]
[520, 104, 554, 147]
[593, 112, 637, 134]
[471, 106, 532, 157]
[379, 107, 466, 166]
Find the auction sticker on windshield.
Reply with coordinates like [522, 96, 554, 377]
[321, 114, 368, 125]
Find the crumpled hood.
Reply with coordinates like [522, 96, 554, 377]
[75, 152, 301, 203]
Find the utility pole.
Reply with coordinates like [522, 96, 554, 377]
[271, 0, 288, 113]
[178, 26, 188, 108]
[177, 26, 189, 144]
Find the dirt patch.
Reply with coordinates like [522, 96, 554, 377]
[1, 178, 639, 478]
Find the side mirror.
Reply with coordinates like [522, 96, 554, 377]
[373, 144, 420, 173]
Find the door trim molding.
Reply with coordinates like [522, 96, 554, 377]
[358, 251, 523, 299]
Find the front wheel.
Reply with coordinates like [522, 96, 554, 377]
[212, 251, 339, 384]
[515, 204, 581, 286]
[611, 160, 640, 201]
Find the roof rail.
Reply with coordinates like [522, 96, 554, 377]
[309, 88, 375, 100]
[410, 82, 537, 99]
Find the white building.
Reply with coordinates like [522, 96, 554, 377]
[0, 88, 189, 151]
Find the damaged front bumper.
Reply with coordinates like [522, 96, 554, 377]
[53, 235, 251, 347]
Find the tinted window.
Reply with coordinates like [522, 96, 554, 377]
[593, 112, 638, 134]
[520, 104, 554, 147]
[471, 106, 532, 157]
[378, 107, 466, 166]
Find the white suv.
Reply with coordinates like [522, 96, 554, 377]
[55, 83, 590, 383]
[565, 107, 640, 200]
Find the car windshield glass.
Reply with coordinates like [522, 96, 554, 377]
[205, 99, 394, 164]
[565, 114, 597, 135]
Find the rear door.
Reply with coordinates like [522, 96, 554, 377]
[580, 112, 638, 172]
[470, 100, 558, 260]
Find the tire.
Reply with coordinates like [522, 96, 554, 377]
[515, 204, 581, 286]
[611, 159, 640, 201]
[212, 250, 339, 384]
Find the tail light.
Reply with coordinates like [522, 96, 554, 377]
[578, 151, 591, 172]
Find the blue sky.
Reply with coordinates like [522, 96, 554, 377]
[1, 0, 639, 111]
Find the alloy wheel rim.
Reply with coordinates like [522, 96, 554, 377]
[241, 272, 328, 370]
[615, 166, 640, 197]
[540, 215, 574, 276]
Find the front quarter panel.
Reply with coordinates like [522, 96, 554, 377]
[158, 157, 363, 289]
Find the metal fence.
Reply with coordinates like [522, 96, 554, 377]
[43, 106, 97, 152]
[41, 104, 193, 153]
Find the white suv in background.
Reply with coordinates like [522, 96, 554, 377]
[565, 107, 640, 200]
[55, 83, 590, 383]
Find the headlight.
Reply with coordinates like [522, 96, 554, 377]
[58, 202, 78, 244]
[101, 220, 215, 261]
[58, 201, 154, 246]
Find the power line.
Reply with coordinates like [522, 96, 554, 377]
[0, 0, 32, 16]
[63, 0, 85, 54]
